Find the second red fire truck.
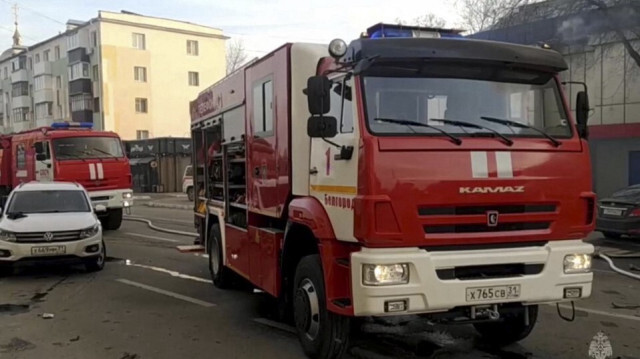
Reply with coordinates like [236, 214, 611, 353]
[190, 23, 595, 358]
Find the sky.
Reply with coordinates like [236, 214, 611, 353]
[0, 0, 460, 58]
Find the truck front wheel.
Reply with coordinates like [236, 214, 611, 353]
[293, 255, 350, 359]
[208, 224, 234, 289]
[474, 305, 538, 347]
[102, 208, 123, 231]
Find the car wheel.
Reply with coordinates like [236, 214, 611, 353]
[474, 305, 538, 347]
[602, 232, 622, 239]
[293, 255, 350, 359]
[85, 241, 106, 272]
[187, 187, 194, 202]
[208, 224, 234, 289]
[0, 265, 13, 277]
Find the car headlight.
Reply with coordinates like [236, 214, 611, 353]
[0, 229, 16, 242]
[80, 223, 100, 239]
[123, 192, 133, 199]
[564, 254, 592, 273]
[363, 263, 409, 286]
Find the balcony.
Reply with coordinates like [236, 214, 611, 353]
[34, 89, 54, 104]
[33, 61, 52, 76]
[69, 79, 92, 95]
[12, 96, 31, 108]
[71, 109, 93, 123]
[11, 69, 28, 83]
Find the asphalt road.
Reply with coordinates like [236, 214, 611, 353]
[1, 199, 640, 359]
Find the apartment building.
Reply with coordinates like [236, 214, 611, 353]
[0, 10, 227, 139]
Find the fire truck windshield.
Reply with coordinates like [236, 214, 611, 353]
[362, 64, 571, 140]
[52, 136, 124, 161]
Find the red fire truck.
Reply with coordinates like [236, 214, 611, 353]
[0, 122, 133, 230]
[190, 23, 595, 358]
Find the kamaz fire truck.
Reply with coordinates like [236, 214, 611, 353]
[0, 122, 133, 230]
[189, 23, 595, 358]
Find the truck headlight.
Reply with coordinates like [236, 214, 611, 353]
[80, 223, 100, 239]
[564, 254, 592, 273]
[0, 230, 16, 242]
[123, 192, 133, 199]
[363, 263, 409, 286]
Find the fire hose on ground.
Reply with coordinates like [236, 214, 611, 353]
[123, 216, 198, 238]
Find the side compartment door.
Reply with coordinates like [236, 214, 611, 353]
[309, 76, 359, 242]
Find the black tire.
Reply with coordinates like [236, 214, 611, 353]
[293, 255, 350, 359]
[602, 232, 622, 239]
[187, 187, 194, 202]
[474, 305, 538, 347]
[0, 265, 13, 277]
[102, 208, 123, 231]
[84, 241, 106, 272]
[208, 224, 234, 289]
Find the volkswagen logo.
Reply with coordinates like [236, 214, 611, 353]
[43, 232, 54, 242]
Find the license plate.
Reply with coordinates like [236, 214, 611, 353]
[466, 285, 521, 302]
[31, 246, 66, 256]
[603, 208, 623, 216]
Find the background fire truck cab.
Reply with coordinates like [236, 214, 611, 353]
[190, 23, 595, 359]
[0, 122, 133, 230]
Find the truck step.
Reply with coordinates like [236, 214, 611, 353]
[176, 245, 205, 253]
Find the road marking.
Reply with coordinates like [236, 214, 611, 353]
[115, 279, 215, 307]
[123, 232, 179, 243]
[194, 253, 209, 259]
[548, 304, 640, 322]
[253, 318, 297, 334]
[125, 262, 212, 284]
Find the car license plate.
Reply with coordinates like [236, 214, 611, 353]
[31, 245, 66, 256]
[603, 208, 623, 216]
[466, 285, 520, 302]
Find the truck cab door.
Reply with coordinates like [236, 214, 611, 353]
[309, 76, 359, 242]
[34, 141, 53, 182]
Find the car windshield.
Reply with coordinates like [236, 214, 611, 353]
[363, 64, 571, 138]
[53, 136, 124, 160]
[7, 190, 90, 213]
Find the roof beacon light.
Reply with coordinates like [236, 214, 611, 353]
[365, 23, 464, 39]
[328, 38, 348, 59]
[51, 122, 93, 129]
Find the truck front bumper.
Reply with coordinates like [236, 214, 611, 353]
[88, 189, 134, 210]
[350, 240, 594, 316]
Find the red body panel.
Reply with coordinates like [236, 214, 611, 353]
[247, 226, 282, 296]
[225, 225, 251, 278]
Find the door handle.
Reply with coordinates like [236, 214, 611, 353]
[253, 167, 260, 177]
[309, 167, 318, 175]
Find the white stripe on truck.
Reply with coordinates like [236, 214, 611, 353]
[96, 163, 104, 179]
[89, 163, 96, 180]
[470, 151, 488, 178]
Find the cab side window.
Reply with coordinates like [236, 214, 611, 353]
[34, 141, 51, 160]
[327, 77, 354, 134]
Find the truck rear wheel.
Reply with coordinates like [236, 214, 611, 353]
[293, 255, 350, 359]
[101, 208, 123, 231]
[208, 224, 234, 289]
[474, 305, 538, 347]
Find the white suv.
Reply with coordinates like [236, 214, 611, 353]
[0, 182, 105, 274]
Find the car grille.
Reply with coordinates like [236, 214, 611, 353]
[15, 230, 83, 243]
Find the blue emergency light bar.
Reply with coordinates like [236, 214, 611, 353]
[51, 122, 93, 129]
[365, 23, 464, 39]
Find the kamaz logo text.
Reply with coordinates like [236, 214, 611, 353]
[459, 186, 525, 194]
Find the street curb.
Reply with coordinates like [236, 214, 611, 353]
[144, 202, 192, 210]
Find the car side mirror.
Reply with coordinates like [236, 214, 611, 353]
[576, 91, 589, 139]
[36, 153, 46, 161]
[307, 116, 338, 138]
[94, 204, 107, 213]
[305, 76, 331, 115]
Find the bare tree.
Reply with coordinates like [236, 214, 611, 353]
[396, 13, 447, 28]
[456, 0, 536, 33]
[226, 39, 248, 75]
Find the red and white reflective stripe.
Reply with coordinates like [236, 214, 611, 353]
[88, 163, 104, 180]
[96, 163, 104, 179]
[470, 151, 513, 178]
[89, 163, 97, 180]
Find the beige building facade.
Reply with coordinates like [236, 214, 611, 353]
[0, 10, 227, 140]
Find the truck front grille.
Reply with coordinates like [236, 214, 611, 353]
[436, 263, 545, 280]
[418, 204, 556, 216]
[424, 222, 551, 234]
[15, 231, 83, 243]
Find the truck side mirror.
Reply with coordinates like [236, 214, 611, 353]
[33, 142, 44, 154]
[36, 153, 46, 161]
[307, 116, 338, 138]
[576, 91, 589, 139]
[305, 76, 331, 115]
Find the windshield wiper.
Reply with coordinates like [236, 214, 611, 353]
[430, 118, 514, 146]
[59, 150, 87, 162]
[6, 211, 27, 220]
[90, 147, 120, 160]
[374, 118, 462, 145]
[480, 116, 562, 147]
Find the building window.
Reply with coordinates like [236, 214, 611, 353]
[11, 82, 29, 97]
[134, 66, 147, 82]
[43, 50, 50, 62]
[94, 97, 100, 113]
[70, 94, 93, 111]
[188, 71, 199, 86]
[68, 32, 80, 49]
[54, 46, 60, 60]
[34, 75, 50, 91]
[27, 57, 32, 70]
[0, 113, 4, 127]
[35, 54, 41, 64]
[187, 40, 199, 56]
[12, 107, 29, 123]
[68, 62, 90, 81]
[3, 67, 7, 79]
[35, 102, 53, 120]
[12, 56, 26, 72]
[135, 98, 148, 113]
[252, 78, 274, 135]
[93, 65, 99, 81]
[136, 130, 149, 139]
[132, 33, 146, 50]
[91, 31, 97, 47]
